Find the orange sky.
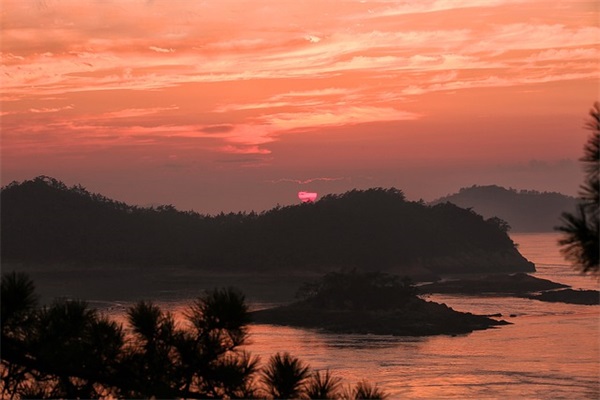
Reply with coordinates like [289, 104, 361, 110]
[1, 0, 598, 213]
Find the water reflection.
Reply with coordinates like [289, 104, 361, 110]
[512, 232, 599, 290]
[244, 305, 599, 399]
[95, 233, 598, 398]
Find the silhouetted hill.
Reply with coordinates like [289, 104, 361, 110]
[1, 176, 534, 276]
[431, 185, 578, 232]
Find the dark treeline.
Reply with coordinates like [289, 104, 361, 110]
[431, 184, 578, 232]
[1, 176, 532, 274]
[1, 271, 386, 399]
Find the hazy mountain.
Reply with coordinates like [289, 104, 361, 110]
[1, 176, 534, 277]
[431, 185, 578, 232]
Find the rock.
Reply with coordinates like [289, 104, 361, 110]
[526, 289, 600, 305]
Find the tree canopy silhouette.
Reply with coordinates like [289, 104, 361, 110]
[1, 179, 533, 276]
[557, 102, 600, 275]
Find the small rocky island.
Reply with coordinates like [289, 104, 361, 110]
[250, 271, 509, 336]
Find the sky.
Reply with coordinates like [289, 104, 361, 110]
[1, 0, 598, 214]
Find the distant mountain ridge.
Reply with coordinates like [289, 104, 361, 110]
[1, 176, 534, 277]
[431, 185, 578, 232]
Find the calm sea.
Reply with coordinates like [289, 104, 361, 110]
[244, 232, 599, 399]
[103, 232, 599, 399]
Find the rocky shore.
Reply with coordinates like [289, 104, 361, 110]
[251, 297, 509, 336]
[250, 272, 598, 336]
[419, 273, 599, 305]
[418, 273, 568, 294]
[250, 271, 510, 336]
[525, 288, 599, 305]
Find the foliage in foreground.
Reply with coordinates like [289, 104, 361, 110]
[557, 102, 600, 275]
[0, 272, 387, 399]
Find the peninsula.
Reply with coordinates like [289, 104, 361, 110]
[2, 177, 534, 279]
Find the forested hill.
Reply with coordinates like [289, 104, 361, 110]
[1, 176, 534, 276]
[431, 185, 578, 232]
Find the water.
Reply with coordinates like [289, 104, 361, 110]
[243, 233, 599, 398]
[101, 232, 599, 398]
[511, 232, 598, 291]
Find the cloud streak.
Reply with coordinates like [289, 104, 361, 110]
[1, 0, 597, 162]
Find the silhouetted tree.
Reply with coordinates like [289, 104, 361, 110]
[344, 380, 388, 400]
[306, 369, 343, 399]
[1, 272, 39, 399]
[557, 102, 600, 275]
[29, 299, 121, 398]
[1, 271, 38, 332]
[1, 277, 125, 400]
[175, 288, 258, 398]
[1, 272, 388, 399]
[261, 352, 311, 399]
[120, 288, 258, 398]
[123, 301, 178, 398]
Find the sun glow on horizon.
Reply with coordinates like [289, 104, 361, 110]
[298, 191, 318, 203]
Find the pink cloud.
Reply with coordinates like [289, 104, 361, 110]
[28, 105, 73, 113]
[1, 0, 597, 168]
[101, 106, 180, 119]
[149, 46, 175, 53]
[265, 106, 422, 131]
[219, 145, 271, 155]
